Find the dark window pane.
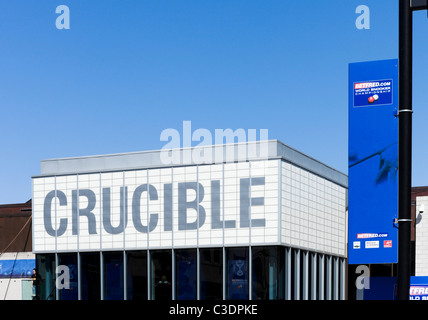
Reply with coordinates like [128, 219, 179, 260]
[150, 250, 172, 300]
[175, 249, 197, 300]
[252, 246, 284, 300]
[80, 252, 101, 300]
[226, 247, 248, 300]
[200, 248, 223, 300]
[127, 251, 147, 300]
[104, 252, 124, 300]
[57, 253, 78, 300]
[35, 254, 56, 300]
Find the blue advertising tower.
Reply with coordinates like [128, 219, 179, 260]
[348, 59, 399, 265]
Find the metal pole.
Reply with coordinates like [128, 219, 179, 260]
[397, 0, 413, 301]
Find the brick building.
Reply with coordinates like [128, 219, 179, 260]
[0, 199, 35, 299]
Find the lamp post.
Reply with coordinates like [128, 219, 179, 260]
[397, 0, 413, 301]
[397, 0, 427, 300]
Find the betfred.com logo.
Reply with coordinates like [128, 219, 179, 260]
[357, 233, 388, 239]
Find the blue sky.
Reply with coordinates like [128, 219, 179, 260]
[1, 0, 428, 204]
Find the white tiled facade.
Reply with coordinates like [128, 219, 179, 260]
[415, 196, 428, 276]
[32, 141, 347, 258]
[281, 162, 347, 256]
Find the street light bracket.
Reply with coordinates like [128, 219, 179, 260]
[411, 0, 428, 11]
[398, 109, 414, 114]
[393, 218, 413, 229]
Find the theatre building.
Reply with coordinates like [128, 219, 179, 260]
[32, 140, 348, 300]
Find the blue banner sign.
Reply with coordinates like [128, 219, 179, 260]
[409, 286, 428, 300]
[0, 259, 35, 278]
[362, 277, 428, 300]
[348, 59, 399, 264]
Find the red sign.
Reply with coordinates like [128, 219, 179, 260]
[384, 240, 392, 248]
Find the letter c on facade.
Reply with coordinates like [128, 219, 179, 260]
[44, 190, 68, 237]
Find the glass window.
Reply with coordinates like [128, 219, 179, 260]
[126, 251, 147, 300]
[57, 253, 78, 300]
[150, 250, 172, 300]
[103, 252, 124, 300]
[35, 254, 56, 300]
[290, 248, 298, 300]
[200, 248, 223, 300]
[226, 247, 249, 300]
[252, 246, 284, 300]
[175, 249, 197, 300]
[80, 252, 101, 300]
